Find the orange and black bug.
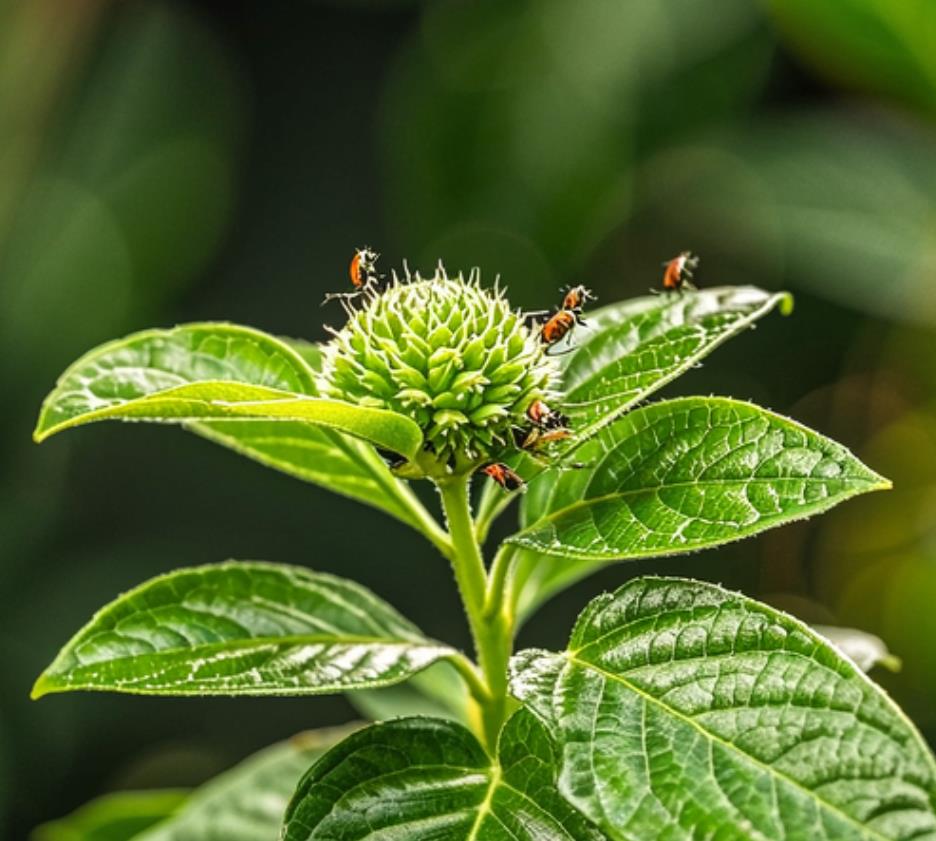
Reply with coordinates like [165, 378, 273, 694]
[540, 309, 583, 352]
[323, 247, 385, 310]
[661, 251, 699, 293]
[560, 285, 596, 314]
[349, 247, 379, 290]
[481, 462, 525, 492]
[526, 399, 568, 430]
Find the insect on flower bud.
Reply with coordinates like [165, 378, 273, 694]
[319, 264, 559, 477]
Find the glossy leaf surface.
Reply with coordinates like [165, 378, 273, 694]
[558, 286, 791, 443]
[33, 562, 455, 698]
[282, 712, 603, 840]
[137, 728, 356, 841]
[478, 286, 790, 542]
[511, 577, 936, 841]
[510, 397, 888, 565]
[34, 323, 422, 459]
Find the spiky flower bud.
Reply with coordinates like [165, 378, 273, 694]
[319, 265, 558, 477]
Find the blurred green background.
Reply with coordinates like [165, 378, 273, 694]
[3, 0, 936, 836]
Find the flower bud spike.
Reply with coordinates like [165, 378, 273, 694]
[319, 261, 559, 478]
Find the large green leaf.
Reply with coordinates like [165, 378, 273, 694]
[558, 286, 791, 444]
[510, 396, 887, 561]
[32, 790, 189, 841]
[281, 712, 603, 840]
[33, 323, 422, 459]
[32, 562, 457, 698]
[136, 727, 356, 841]
[476, 286, 790, 538]
[511, 577, 936, 841]
[508, 396, 888, 618]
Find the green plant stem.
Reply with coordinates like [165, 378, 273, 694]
[484, 544, 516, 620]
[356, 444, 454, 559]
[438, 474, 513, 753]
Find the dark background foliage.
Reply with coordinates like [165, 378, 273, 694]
[2, 0, 935, 836]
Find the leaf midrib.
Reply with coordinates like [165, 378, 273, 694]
[65, 632, 443, 665]
[566, 653, 894, 841]
[517, 473, 883, 538]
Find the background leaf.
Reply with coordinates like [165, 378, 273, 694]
[31, 790, 189, 841]
[135, 727, 356, 841]
[511, 577, 936, 841]
[346, 661, 475, 728]
[33, 562, 456, 698]
[507, 397, 887, 617]
[814, 624, 903, 674]
[281, 712, 603, 841]
[768, 0, 936, 114]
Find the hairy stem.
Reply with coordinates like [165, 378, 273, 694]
[438, 474, 513, 753]
[356, 443, 454, 559]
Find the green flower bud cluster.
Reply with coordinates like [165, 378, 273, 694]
[319, 265, 559, 475]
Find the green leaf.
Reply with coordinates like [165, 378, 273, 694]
[281, 711, 604, 840]
[510, 577, 936, 841]
[509, 396, 888, 620]
[33, 323, 422, 459]
[476, 287, 791, 541]
[136, 727, 357, 841]
[558, 286, 792, 445]
[32, 561, 457, 698]
[509, 396, 888, 565]
[31, 790, 188, 841]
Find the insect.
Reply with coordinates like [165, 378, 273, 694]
[481, 462, 525, 492]
[323, 247, 385, 310]
[526, 399, 568, 430]
[539, 309, 584, 351]
[533, 282, 595, 353]
[349, 247, 380, 290]
[513, 425, 573, 452]
[560, 285, 596, 314]
[661, 251, 699, 293]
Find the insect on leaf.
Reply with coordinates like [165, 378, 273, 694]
[558, 285, 792, 445]
[507, 397, 888, 616]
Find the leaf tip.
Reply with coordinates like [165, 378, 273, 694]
[880, 653, 903, 673]
[30, 673, 54, 700]
[873, 475, 893, 492]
